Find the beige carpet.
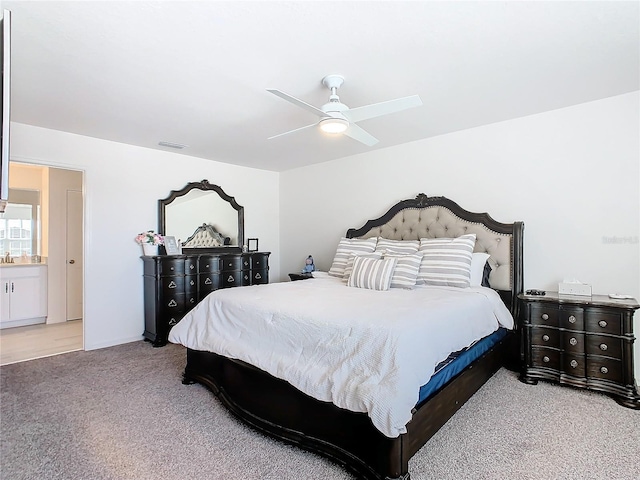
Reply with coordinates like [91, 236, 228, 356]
[1, 341, 639, 480]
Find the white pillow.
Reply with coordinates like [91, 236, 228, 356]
[328, 237, 378, 278]
[417, 234, 476, 288]
[384, 252, 423, 289]
[347, 256, 398, 291]
[375, 238, 420, 255]
[470, 252, 491, 287]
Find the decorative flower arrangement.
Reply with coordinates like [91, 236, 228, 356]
[135, 230, 164, 245]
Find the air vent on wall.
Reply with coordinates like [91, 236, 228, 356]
[158, 141, 188, 149]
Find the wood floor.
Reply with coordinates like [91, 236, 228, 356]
[0, 320, 83, 365]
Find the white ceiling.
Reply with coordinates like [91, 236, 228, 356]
[4, 1, 639, 172]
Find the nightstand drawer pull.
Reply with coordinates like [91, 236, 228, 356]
[600, 366, 609, 374]
[543, 356, 550, 363]
[599, 343, 608, 351]
[541, 313, 549, 320]
[568, 315, 576, 324]
[542, 334, 550, 342]
[598, 320, 607, 328]
[570, 359, 578, 368]
[569, 337, 577, 346]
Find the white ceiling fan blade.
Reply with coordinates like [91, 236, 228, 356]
[268, 122, 317, 140]
[344, 123, 379, 146]
[343, 95, 423, 123]
[267, 89, 330, 118]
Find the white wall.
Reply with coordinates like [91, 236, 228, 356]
[280, 92, 640, 380]
[10, 123, 280, 350]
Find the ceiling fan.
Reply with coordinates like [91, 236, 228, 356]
[267, 74, 422, 146]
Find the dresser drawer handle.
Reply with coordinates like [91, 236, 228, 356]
[600, 366, 608, 374]
[599, 343, 608, 351]
[227, 275, 235, 283]
[569, 337, 577, 346]
[541, 313, 549, 320]
[168, 318, 178, 326]
[255, 273, 262, 280]
[543, 356, 550, 363]
[598, 320, 607, 328]
[568, 315, 576, 324]
[570, 359, 578, 368]
[542, 335, 550, 342]
[189, 265, 195, 270]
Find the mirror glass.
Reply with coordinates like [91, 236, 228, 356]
[159, 180, 244, 253]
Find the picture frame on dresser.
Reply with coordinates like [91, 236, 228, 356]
[247, 238, 259, 252]
[163, 236, 180, 255]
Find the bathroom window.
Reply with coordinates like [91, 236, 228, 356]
[0, 189, 40, 258]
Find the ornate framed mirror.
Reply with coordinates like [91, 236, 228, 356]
[158, 180, 244, 254]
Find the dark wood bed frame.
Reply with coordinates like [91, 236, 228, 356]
[181, 194, 524, 480]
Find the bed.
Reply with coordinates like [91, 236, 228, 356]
[169, 193, 524, 480]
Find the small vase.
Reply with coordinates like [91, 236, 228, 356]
[142, 243, 159, 256]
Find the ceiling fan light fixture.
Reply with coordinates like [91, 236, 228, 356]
[319, 117, 349, 134]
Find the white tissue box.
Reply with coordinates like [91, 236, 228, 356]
[558, 282, 592, 296]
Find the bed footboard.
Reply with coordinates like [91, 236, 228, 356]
[182, 334, 509, 480]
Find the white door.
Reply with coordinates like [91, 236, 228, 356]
[66, 190, 83, 321]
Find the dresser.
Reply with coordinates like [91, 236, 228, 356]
[142, 252, 270, 346]
[519, 292, 640, 408]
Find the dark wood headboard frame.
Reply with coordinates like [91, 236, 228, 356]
[345, 193, 524, 317]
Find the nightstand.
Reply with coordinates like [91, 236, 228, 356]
[519, 292, 640, 408]
[288, 273, 313, 281]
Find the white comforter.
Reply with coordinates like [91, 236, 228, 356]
[168, 272, 514, 438]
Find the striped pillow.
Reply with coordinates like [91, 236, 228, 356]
[328, 237, 378, 278]
[347, 256, 398, 291]
[385, 252, 423, 289]
[417, 234, 476, 288]
[375, 238, 420, 255]
[343, 252, 383, 282]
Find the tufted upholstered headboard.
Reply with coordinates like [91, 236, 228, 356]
[346, 193, 524, 314]
[182, 223, 231, 248]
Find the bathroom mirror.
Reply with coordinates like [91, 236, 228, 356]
[158, 180, 244, 253]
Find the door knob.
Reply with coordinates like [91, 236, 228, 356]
[68, 259, 75, 264]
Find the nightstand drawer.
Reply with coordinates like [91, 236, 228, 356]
[586, 356, 623, 383]
[562, 353, 586, 378]
[585, 310, 622, 336]
[562, 332, 585, 354]
[531, 327, 560, 349]
[529, 304, 559, 327]
[586, 335, 622, 359]
[559, 307, 584, 330]
[531, 347, 560, 370]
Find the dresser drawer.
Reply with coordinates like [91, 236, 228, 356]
[161, 276, 184, 295]
[529, 304, 559, 327]
[252, 269, 269, 285]
[185, 257, 198, 274]
[157, 258, 185, 276]
[586, 356, 623, 384]
[221, 255, 243, 272]
[159, 294, 185, 316]
[199, 273, 221, 294]
[531, 347, 560, 370]
[221, 270, 248, 288]
[251, 253, 270, 270]
[240, 255, 251, 271]
[558, 307, 584, 331]
[199, 256, 221, 273]
[586, 335, 622, 359]
[184, 275, 197, 295]
[585, 310, 622, 336]
[530, 326, 560, 349]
